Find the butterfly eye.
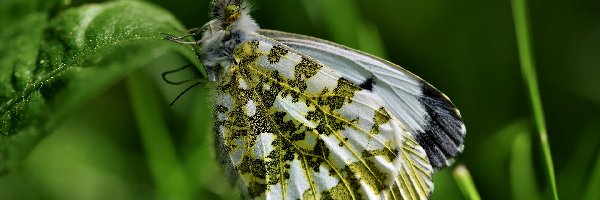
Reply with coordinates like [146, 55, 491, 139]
[224, 4, 240, 24]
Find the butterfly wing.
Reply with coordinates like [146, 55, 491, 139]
[214, 31, 449, 199]
[258, 30, 466, 169]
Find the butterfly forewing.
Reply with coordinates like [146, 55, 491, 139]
[259, 30, 466, 169]
[212, 34, 434, 199]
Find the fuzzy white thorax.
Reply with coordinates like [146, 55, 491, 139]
[199, 4, 259, 82]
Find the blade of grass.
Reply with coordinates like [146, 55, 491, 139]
[453, 165, 481, 200]
[127, 71, 193, 200]
[510, 0, 558, 199]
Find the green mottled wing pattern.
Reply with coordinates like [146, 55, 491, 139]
[212, 35, 434, 199]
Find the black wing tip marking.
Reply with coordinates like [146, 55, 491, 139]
[416, 81, 466, 169]
[359, 76, 375, 91]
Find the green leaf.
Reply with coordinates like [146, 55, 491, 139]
[0, 0, 49, 176]
[0, 1, 198, 174]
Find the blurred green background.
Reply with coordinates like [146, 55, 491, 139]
[1, 0, 599, 199]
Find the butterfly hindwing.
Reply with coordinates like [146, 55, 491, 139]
[213, 33, 434, 199]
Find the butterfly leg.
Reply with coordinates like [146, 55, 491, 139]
[168, 27, 203, 41]
[162, 33, 200, 45]
[161, 63, 207, 106]
[162, 63, 198, 85]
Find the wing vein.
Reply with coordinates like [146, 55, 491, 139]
[401, 147, 427, 198]
[319, 109, 390, 194]
[301, 155, 318, 200]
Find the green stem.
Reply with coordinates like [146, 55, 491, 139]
[510, 0, 558, 199]
[453, 165, 481, 200]
[127, 72, 193, 200]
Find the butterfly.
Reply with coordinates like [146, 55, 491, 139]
[165, 0, 465, 199]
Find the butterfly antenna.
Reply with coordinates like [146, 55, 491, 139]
[169, 81, 204, 106]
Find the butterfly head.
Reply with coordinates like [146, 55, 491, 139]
[211, 0, 242, 29]
[199, 0, 259, 82]
[207, 0, 257, 32]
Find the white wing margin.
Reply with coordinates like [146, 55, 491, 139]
[258, 30, 466, 169]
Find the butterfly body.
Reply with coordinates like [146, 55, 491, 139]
[179, 0, 466, 199]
